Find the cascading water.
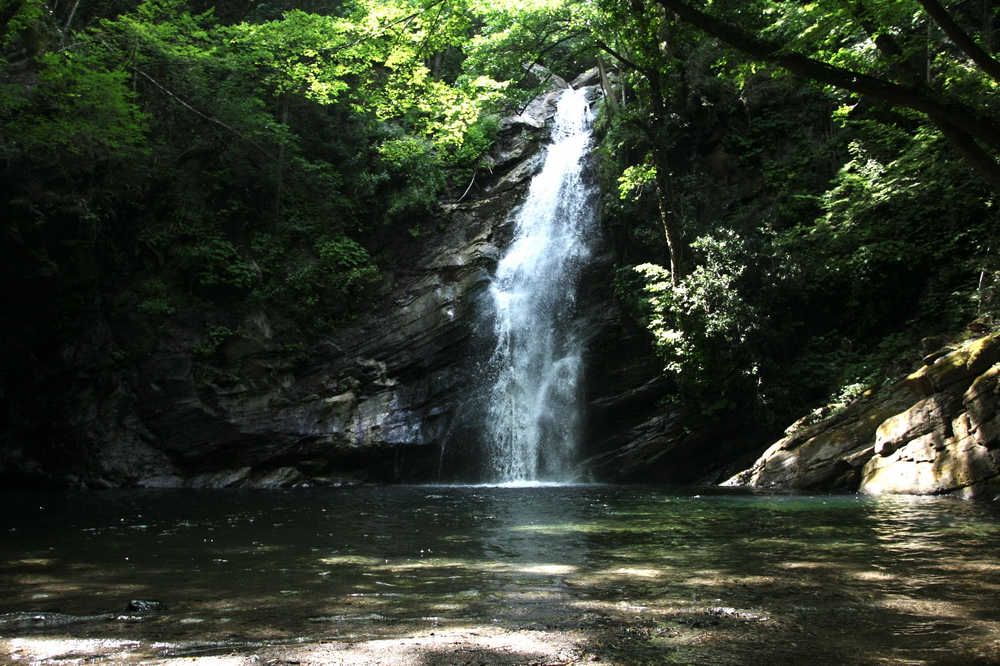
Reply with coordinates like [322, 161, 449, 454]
[484, 86, 597, 485]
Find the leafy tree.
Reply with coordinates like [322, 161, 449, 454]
[0, 0, 512, 375]
[656, 0, 1000, 191]
[463, 0, 585, 106]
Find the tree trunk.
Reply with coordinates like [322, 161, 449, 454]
[652, 147, 684, 286]
[596, 56, 620, 115]
[916, 0, 1000, 85]
[644, 64, 685, 286]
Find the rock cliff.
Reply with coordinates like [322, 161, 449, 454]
[725, 332, 1000, 499]
[0, 69, 790, 491]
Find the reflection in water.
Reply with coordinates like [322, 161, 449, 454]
[1, 486, 999, 665]
[481, 488, 586, 567]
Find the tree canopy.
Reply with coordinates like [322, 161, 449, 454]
[2, 0, 999, 429]
[0, 0, 509, 371]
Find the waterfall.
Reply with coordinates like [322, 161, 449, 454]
[484, 86, 597, 485]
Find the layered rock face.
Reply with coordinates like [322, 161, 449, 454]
[726, 333, 1000, 499]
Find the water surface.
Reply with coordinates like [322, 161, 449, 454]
[2, 485, 999, 665]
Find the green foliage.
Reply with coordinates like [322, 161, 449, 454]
[788, 116, 996, 336]
[136, 278, 177, 320]
[625, 94, 996, 420]
[0, 50, 146, 154]
[462, 0, 583, 103]
[450, 113, 501, 170]
[0, 0, 46, 47]
[791, 331, 915, 410]
[635, 228, 790, 410]
[176, 236, 258, 291]
[0, 0, 526, 355]
[242, 233, 381, 328]
[316, 235, 382, 295]
[136, 298, 176, 318]
[192, 324, 243, 358]
[581, 0, 998, 426]
[617, 161, 657, 202]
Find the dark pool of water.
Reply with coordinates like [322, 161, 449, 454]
[2, 485, 1000, 665]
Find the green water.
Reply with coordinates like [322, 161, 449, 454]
[2, 485, 999, 665]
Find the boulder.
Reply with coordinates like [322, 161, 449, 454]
[905, 332, 1000, 396]
[725, 384, 917, 490]
[860, 430, 999, 496]
[873, 392, 959, 456]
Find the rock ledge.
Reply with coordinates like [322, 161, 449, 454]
[725, 332, 1000, 499]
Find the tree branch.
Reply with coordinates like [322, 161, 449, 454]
[515, 29, 588, 89]
[593, 38, 645, 74]
[136, 70, 279, 162]
[916, 0, 1000, 85]
[931, 117, 1000, 190]
[656, 0, 1000, 152]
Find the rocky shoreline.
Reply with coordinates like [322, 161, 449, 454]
[725, 332, 1000, 499]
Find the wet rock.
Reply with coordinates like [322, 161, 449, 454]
[965, 363, 1000, 444]
[874, 392, 959, 456]
[571, 67, 602, 88]
[954, 473, 1000, 499]
[921, 335, 949, 356]
[126, 600, 165, 612]
[860, 431, 998, 495]
[310, 472, 364, 487]
[485, 151, 546, 195]
[185, 467, 252, 488]
[725, 384, 916, 490]
[905, 333, 1000, 397]
[137, 475, 184, 488]
[585, 402, 766, 484]
[248, 466, 306, 488]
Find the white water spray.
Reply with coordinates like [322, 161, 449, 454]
[485, 87, 597, 484]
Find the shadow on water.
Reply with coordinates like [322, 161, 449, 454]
[1, 486, 1000, 665]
